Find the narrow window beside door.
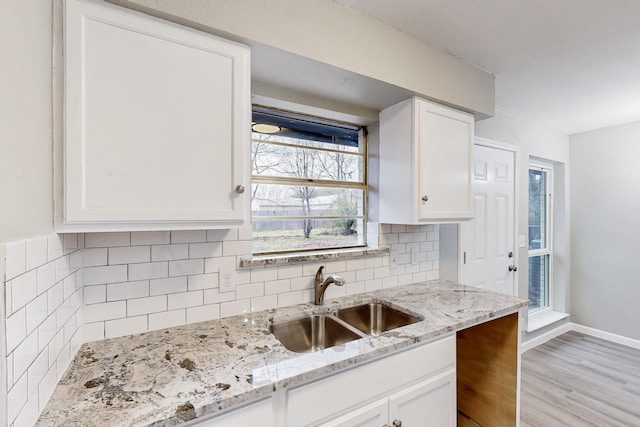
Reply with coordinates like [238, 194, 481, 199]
[528, 163, 553, 312]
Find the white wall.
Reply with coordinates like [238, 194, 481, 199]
[475, 110, 572, 334]
[570, 120, 640, 340]
[0, 1, 55, 244]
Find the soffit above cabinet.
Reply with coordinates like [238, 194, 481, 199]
[106, 0, 495, 120]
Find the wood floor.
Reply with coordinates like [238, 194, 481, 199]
[520, 331, 640, 427]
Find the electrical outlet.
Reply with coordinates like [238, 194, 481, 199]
[219, 266, 236, 293]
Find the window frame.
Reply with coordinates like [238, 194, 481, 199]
[528, 161, 553, 314]
[250, 105, 368, 256]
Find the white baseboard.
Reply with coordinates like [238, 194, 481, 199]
[570, 323, 640, 350]
[521, 321, 571, 353]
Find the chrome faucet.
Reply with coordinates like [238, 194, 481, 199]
[314, 266, 346, 305]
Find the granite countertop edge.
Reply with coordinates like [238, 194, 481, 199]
[36, 280, 529, 427]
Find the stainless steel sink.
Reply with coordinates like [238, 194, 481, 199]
[270, 302, 423, 353]
[270, 314, 363, 353]
[335, 303, 422, 336]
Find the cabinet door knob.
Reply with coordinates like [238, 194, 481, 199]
[392, 420, 402, 427]
[234, 185, 245, 194]
[421, 195, 429, 202]
[508, 265, 518, 272]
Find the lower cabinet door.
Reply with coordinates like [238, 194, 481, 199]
[318, 398, 389, 427]
[186, 398, 273, 426]
[388, 368, 457, 427]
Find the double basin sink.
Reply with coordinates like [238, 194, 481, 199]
[270, 302, 422, 353]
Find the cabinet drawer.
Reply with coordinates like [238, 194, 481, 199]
[288, 335, 455, 426]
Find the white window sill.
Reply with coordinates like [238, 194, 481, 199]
[526, 309, 570, 333]
[239, 247, 389, 269]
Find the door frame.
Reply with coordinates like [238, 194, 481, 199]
[458, 136, 520, 296]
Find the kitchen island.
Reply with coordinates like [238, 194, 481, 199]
[36, 280, 528, 426]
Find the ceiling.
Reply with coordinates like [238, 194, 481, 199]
[334, 0, 640, 135]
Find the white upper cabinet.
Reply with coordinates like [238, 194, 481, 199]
[379, 97, 474, 223]
[57, 0, 250, 232]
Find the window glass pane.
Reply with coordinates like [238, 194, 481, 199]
[252, 184, 365, 218]
[253, 218, 365, 253]
[252, 139, 363, 182]
[528, 169, 547, 250]
[528, 255, 549, 311]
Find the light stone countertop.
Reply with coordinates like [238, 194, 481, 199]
[36, 280, 528, 426]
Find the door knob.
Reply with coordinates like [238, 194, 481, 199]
[508, 251, 513, 258]
[421, 195, 429, 202]
[508, 265, 518, 272]
[234, 185, 245, 194]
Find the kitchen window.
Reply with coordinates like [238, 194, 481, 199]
[251, 106, 367, 255]
[528, 162, 553, 313]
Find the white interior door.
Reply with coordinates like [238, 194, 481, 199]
[461, 141, 517, 295]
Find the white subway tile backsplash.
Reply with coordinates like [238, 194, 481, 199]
[11, 270, 38, 312]
[206, 229, 237, 242]
[83, 322, 105, 343]
[150, 277, 187, 296]
[7, 372, 28, 424]
[277, 264, 303, 280]
[16, 393, 40, 427]
[324, 284, 346, 300]
[7, 353, 13, 388]
[186, 304, 220, 324]
[127, 295, 167, 316]
[63, 234, 80, 251]
[427, 270, 439, 281]
[168, 291, 203, 310]
[171, 230, 206, 244]
[290, 276, 313, 292]
[38, 314, 57, 353]
[82, 265, 127, 286]
[356, 268, 374, 282]
[36, 264, 56, 297]
[26, 293, 48, 334]
[105, 316, 148, 339]
[84, 301, 127, 323]
[169, 259, 203, 277]
[38, 367, 58, 414]
[47, 282, 64, 315]
[26, 237, 48, 271]
[189, 242, 222, 259]
[346, 258, 366, 271]
[47, 235, 64, 262]
[5, 240, 27, 280]
[27, 348, 48, 397]
[250, 268, 277, 283]
[85, 232, 130, 248]
[203, 288, 236, 305]
[187, 273, 218, 291]
[151, 244, 188, 262]
[277, 291, 303, 307]
[264, 279, 291, 295]
[107, 280, 149, 301]
[131, 231, 170, 246]
[250, 295, 277, 312]
[149, 309, 186, 331]
[6, 308, 27, 353]
[220, 299, 250, 318]
[109, 246, 150, 265]
[346, 281, 366, 295]
[427, 231, 439, 241]
[13, 330, 38, 383]
[235, 282, 264, 299]
[84, 285, 107, 305]
[382, 276, 399, 288]
[222, 240, 252, 256]
[129, 262, 168, 281]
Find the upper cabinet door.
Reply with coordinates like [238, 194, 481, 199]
[58, 0, 250, 232]
[379, 97, 474, 224]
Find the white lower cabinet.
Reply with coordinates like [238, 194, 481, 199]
[185, 398, 273, 426]
[288, 335, 456, 427]
[320, 369, 456, 427]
